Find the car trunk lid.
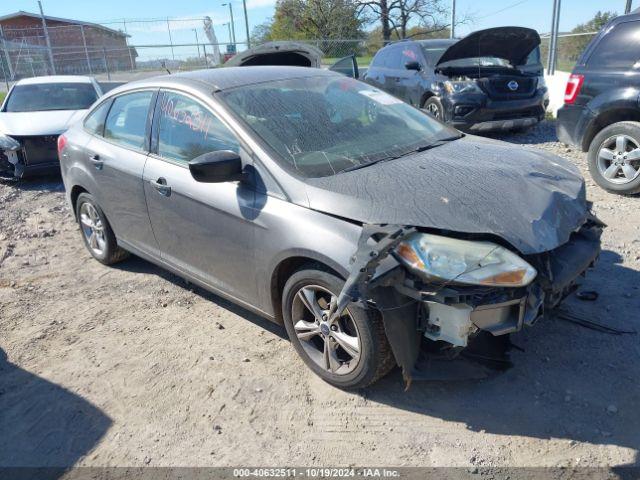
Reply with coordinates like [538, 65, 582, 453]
[224, 41, 323, 68]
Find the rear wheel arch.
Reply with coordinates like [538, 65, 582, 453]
[70, 185, 89, 219]
[270, 256, 345, 325]
[582, 108, 640, 152]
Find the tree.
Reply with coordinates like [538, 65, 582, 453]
[264, 0, 365, 40]
[542, 10, 616, 70]
[356, 0, 456, 44]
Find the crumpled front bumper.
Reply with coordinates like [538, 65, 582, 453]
[331, 220, 603, 384]
[0, 135, 60, 178]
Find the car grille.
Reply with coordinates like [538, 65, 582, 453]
[13, 135, 59, 166]
[481, 76, 537, 100]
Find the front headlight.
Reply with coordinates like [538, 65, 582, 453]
[0, 132, 20, 151]
[537, 75, 547, 90]
[443, 80, 482, 95]
[395, 233, 537, 287]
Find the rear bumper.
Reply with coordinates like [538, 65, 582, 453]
[444, 89, 548, 132]
[556, 103, 594, 150]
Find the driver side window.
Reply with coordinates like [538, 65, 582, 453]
[157, 91, 239, 164]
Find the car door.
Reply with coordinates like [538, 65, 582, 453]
[382, 45, 405, 98]
[142, 90, 257, 304]
[328, 55, 359, 79]
[363, 48, 388, 89]
[83, 90, 160, 257]
[396, 44, 425, 106]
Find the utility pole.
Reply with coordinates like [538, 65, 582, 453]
[223, 3, 236, 44]
[166, 18, 175, 60]
[625, 0, 633, 14]
[547, 0, 561, 75]
[242, 0, 250, 48]
[38, 1, 56, 74]
[0, 25, 14, 81]
[80, 25, 92, 74]
[193, 28, 201, 60]
[450, 0, 456, 39]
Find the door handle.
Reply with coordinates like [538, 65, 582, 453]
[150, 178, 171, 197]
[88, 154, 103, 170]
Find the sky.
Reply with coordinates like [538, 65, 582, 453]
[0, 0, 631, 46]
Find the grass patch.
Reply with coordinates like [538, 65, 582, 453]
[0, 92, 5, 104]
[322, 56, 373, 68]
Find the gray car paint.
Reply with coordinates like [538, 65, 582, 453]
[60, 66, 589, 321]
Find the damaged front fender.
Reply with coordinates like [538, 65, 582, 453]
[332, 220, 602, 385]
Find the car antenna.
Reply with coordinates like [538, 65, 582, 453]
[161, 60, 172, 75]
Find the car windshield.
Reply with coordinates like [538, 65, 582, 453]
[4, 83, 98, 112]
[221, 75, 459, 178]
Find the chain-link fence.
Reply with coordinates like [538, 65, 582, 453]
[540, 31, 598, 73]
[0, 16, 599, 89]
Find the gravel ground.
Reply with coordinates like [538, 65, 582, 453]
[0, 120, 639, 470]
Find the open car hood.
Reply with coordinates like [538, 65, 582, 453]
[225, 41, 323, 68]
[436, 26, 541, 67]
[304, 135, 588, 255]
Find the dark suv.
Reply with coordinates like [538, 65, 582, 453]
[556, 11, 640, 195]
[363, 27, 549, 132]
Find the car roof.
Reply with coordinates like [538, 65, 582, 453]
[415, 39, 458, 48]
[16, 75, 96, 85]
[120, 66, 338, 94]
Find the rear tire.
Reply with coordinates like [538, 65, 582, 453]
[282, 267, 395, 389]
[75, 192, 129, 265]
[588, 121, 640, 195]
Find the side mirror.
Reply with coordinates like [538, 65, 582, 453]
[189, 150, 243, 183]
[405, 61, 421, 71]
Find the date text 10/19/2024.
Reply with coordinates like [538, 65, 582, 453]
[233, 469, 401, 478]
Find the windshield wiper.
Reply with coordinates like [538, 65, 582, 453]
[337, 135, 462, 174]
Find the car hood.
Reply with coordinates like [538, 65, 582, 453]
[436, 26, 540, 67]
[304, 135, 588, 255]
[225, 41, 323, 68]
[0, 110, 86, 136]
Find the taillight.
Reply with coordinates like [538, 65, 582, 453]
[564, 74, 584, 104]
[57, 134, 67, 156]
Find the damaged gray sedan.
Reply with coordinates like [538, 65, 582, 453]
[59, 67, 602, 389]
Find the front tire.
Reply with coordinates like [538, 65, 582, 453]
[282, 267, 395, 389]
[588, 121, 640, 195]
[423, 96, 444, 120]
[75, 192, 129, 265]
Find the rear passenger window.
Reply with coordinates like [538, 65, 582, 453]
[157, 92, 239, 163]
[384, 47, 404, 69]
[84, 100, 112, 136]
[587, 21, 640, 69]
[104, 91, 153, 150]
[370, 49, 388, 68]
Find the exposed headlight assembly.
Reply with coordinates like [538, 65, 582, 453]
[0, 132, 20, 151]
[395, 233, 537, 287]
[443, 80, 483, 95]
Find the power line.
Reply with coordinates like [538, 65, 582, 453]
[478, 0, 531, 19]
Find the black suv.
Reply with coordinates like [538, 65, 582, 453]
[556, 11, 640, 195]
[363, 27, 549, 133]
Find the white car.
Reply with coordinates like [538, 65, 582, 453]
[0, 75, 103, 178]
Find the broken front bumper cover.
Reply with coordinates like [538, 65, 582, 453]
[330, 222, 602, 384]
[0, 134, 61, 179]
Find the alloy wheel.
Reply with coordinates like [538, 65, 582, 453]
[291, 285, 361, 375]
[426, 102, 440, 119]
[597, 134, 640, 185]
[79, 202, 106, 256]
